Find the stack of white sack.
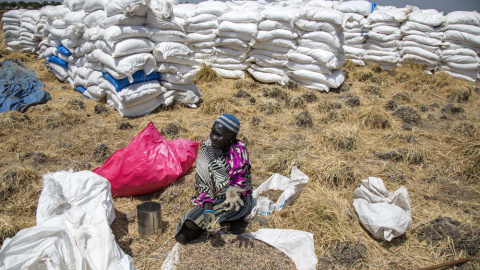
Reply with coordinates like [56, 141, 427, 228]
[364, 6, 409, 69]
[288, 7, 345, 92]
[399, 8, 445, 71]
[38, 4, 69, 55]
[38, 5, 70, 82]
[154, 42, 203, 108]
[88, 0, 172, 116]
[339, 0, 373, 66]
[18, 10, 42, 53]
[438, 11, 480, 81]
[148, 0, 202, 108]
[184, 1, 228, 66]
[213, 9, 260, 79]
[36, 5, 62, 55]
[246, 6, 297, 85]
[2, 9, 28, 51]
[77, 0, 152, 101]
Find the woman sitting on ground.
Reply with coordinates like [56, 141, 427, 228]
[174, 114, 253, 244]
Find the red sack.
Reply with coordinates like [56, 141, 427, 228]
[93, 121, 200, 197]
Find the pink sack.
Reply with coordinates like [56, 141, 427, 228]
[93, 121, 200, 197]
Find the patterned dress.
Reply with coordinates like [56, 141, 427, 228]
[175, 138, 253, 234]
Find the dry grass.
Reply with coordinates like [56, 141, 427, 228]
[194, 63, 219, 84]
[1, 37, 480, 270]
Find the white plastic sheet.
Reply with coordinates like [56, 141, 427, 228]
[353, 177, 412, 241]
[241, 229, 318, 270]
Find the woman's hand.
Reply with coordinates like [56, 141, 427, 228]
[203, 210, 218, 233]
[221, 186, 247, 211]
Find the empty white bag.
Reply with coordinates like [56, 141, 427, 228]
[353, 177, 412, 241]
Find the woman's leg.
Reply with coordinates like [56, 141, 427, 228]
[175, 220, 203, 244]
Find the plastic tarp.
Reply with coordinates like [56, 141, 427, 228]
[0, 59, 49, 113]
[93, 121, 200, 197]
[0, 170, 136, 269]
[353, 177, 412, 241]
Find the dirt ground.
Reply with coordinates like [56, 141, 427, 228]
[1, 41, 480, 268]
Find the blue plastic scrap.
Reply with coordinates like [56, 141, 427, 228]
[0, 59, 50, 113]
[56, 45, 72, 57]
[102, 70, 162, 92]
[371, 2, 377, 12]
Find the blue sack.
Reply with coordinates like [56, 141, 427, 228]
[56, 45, 72, 57]
[0, 59, 50, 113]
[103, 70, 162, 92]
[75, 86, 87, 94]
[47, 56, 68, 68]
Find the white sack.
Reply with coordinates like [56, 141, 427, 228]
[99, 14, 146, 29]
[256, 29, 298, 42]
[247, 68, 288, 85]
[445, 11, 480, 26]
[353, 177, 412, 241]
[217, 31, 252, 41]
[261, 7, 300, 22]
[105, 0, 149, 17]
[368, 9, 407, 23]
[294, 18, 341, 35]
[108, 95, 163, 117]
[112, 38, 154, 58]
[287, 69, 345, 89]
[84, 0, 106, 13]
[408, 9, 445, 27]
[249, 167, 309, 217]
[338, 0, 372, 16]
[212, 67, 245, 79]
[302, 8, 344, 25]
[220, 10, 262, 23]
[218, 21, 257, 36]
[258, 20, 295, 31]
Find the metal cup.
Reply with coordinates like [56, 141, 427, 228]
[137, 201, 162, 238]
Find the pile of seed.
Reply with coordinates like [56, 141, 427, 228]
[175, 234, 296, 269]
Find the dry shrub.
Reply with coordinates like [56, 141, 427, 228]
[322, 125, 360, 152]
[29, 59, 57, 83]
[433, 71, 471, 93]
[234, 78, 259, 90]
[200, 97, 239, 115]
[0, 111, 30, 126]
[0, 214, 19, 243]
[194, 63, 219, 83]
[0, 166, 40, 243]
[265, 152, 299, 176]
[452, 140, 480, 182]
[342, 60, 357, 72]
[0, 166, 40, 201]
[402, 144, 427, 165]
[391, 64, 436, 92]
[356, 106, 391, 129]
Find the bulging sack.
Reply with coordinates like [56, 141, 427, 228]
[93, 122, 200, 197]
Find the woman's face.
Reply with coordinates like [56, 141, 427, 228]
[210, 123, 235, 152]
